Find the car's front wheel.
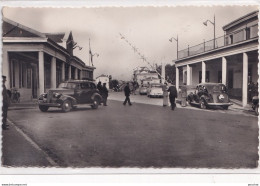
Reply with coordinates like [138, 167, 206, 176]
[39, 105, 49, 112]
[91, 98, 100, 109]
[200, 99, 206, 109]
[61, 100, 72, 112]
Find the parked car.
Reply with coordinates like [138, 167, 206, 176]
[139, 84, 148, 95]
[38, 80, 103, 112]
[147, 83, 163, 98]
[187, 83, 232, 109]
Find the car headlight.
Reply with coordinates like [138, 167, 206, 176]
[38, 93, 47, 100]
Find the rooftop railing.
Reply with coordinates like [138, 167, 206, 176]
[177, 24, 258, 60]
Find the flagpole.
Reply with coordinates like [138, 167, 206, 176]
[89, 38, 91, 66]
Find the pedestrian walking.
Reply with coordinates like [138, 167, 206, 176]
[101, 83, 108, 106]
[168, 84, 178, 110]
[162, 83, 168, 107]
[123, 82, 132, 106]
[181, 85, 187, 107]
[2, 75, 10, 130]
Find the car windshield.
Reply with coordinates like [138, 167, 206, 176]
[58, 82, 77, 89]
[206, 84, 227, 93]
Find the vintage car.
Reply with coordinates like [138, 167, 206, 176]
[139, 84, 148, 95]
[147, 83, 163, 98]
[38, 80, 103, 112]
[187, 83, 232, 109]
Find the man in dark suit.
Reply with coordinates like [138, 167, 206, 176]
[101, 83, 108, 106]
[168, 84, 178, 110]
[123, 82, 132, 106]
[2, 76, 10, 130]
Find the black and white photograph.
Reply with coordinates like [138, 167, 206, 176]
[0, 4, 259, 175]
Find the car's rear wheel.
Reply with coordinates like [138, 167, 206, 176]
[62, 100, 72, 112]
[200, 99, 206, 109]
[91, 98, 100, 109]
[39, 105, 49, 112]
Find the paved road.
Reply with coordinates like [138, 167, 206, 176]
[3, 98, 258, 168]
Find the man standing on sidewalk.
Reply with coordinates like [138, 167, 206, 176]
[2, 75, 10, 130]
[168, 84, 178, 110]
[123, 82, 132, 106]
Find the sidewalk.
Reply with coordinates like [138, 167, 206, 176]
[1, 119, 53, 167]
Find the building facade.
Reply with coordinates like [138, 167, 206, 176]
[2, 18, 95, 101]
[175, 11, 258, 107]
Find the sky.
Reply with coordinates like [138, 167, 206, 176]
[2, 6, 258, 80]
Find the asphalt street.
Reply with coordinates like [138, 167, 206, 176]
[2, 96, 258, 168]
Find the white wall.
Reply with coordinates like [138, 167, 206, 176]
[232, 65, 243, 89]
[192, 64, 200, 85]
[96, 77, 109, 89]
[251, 60, 258, 83]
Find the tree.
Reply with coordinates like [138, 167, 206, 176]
[110, 79, 119, 91]
[156, 64, 176, 84]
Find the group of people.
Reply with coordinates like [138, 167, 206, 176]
[97, 81, 108, 106]
[162, 83, 178, 110]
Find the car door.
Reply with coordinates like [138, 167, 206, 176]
[81, 82, 95, 104]
[74, 83, 82, 102]
[78, 83, 90, 103]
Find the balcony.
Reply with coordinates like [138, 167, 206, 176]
[178, 24, 258, 60]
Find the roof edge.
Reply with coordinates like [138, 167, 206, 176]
[222, 10, 259, 31]
[3, 17, 46, 38]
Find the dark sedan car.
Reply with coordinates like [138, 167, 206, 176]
[38, 80, 102, 112]
[187, 83, 232, 110]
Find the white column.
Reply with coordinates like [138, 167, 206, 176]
[38, 51, 45, 95]
[242, 52, 248, 107]
[75, 68, 78, 80]
[2, 49, 10, 89]
[187, 64, 191, 85]
[176, 67, 179, 89]
[202, 61, 206, 83]
[222, 57, 227, 85]
[68, 65, 71, 79]
[51, 57, 56, 88]
[61, 62, 65, 81]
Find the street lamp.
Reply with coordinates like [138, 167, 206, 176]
[73, 45, 83, 50]
[169, 35, 178, 59]
[203, 15, 216, 49]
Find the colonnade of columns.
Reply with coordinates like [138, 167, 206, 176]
[175, 52, 249, 107]
[38, 51, 82, 94]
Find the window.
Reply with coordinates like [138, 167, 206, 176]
[81, 83, 90, 89]
[230, 35, 233, 44]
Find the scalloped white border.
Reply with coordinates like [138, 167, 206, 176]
[0, 0, 259, 179]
